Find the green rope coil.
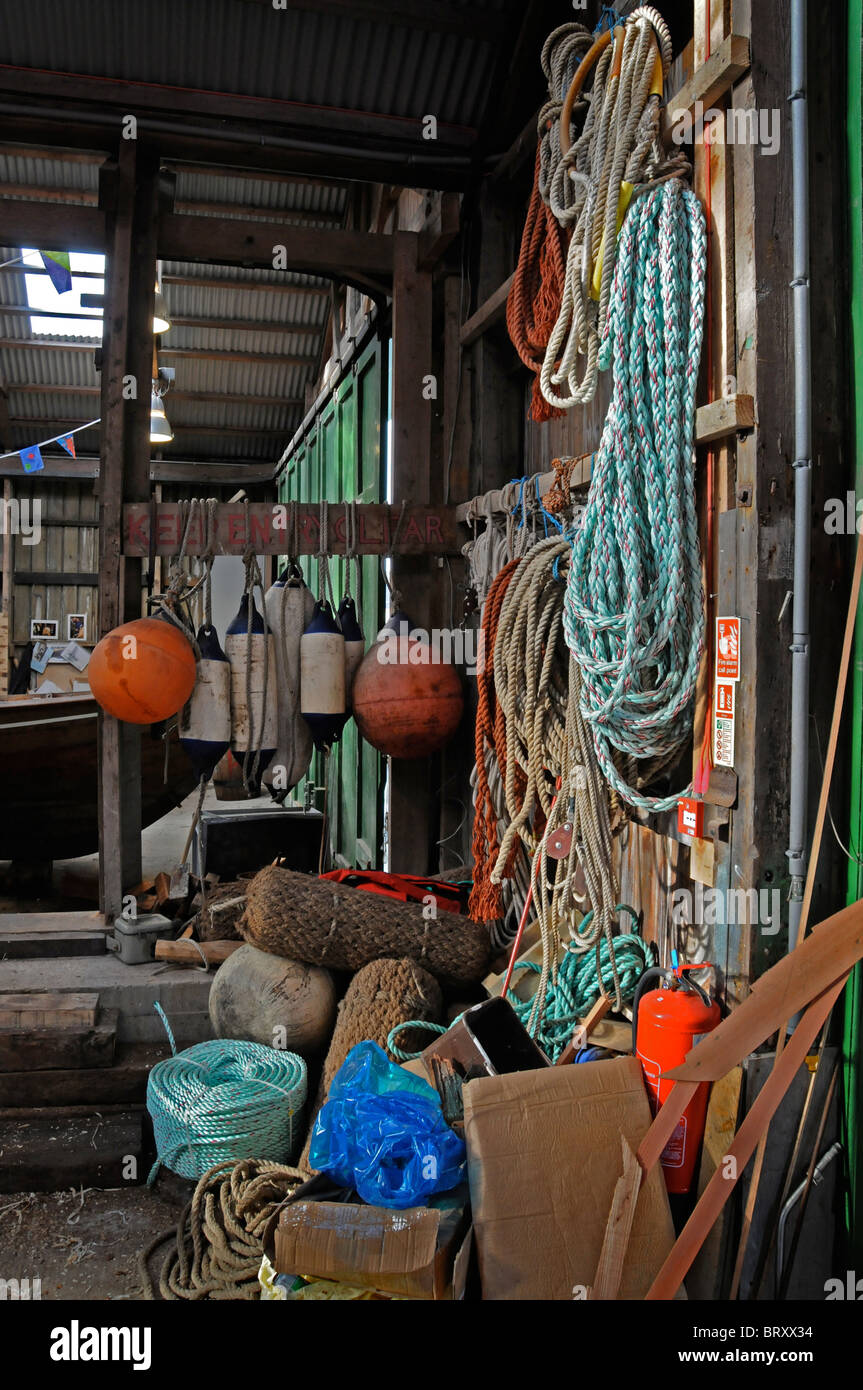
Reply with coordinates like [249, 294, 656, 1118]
[147, 1025, 307, 1183]
[388, 923, 653, 1065]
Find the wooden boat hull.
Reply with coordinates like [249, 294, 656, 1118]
[0, 695, 199, 861]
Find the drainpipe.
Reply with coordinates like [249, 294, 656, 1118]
[786, 0, 812, 953]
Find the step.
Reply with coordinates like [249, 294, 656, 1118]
[0, 1043, 169, 1108]
[0, 1108, 144, 1193]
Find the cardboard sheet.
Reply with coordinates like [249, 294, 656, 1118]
[463, 1055, 679, 1300]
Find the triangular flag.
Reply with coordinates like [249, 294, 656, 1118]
[39, 251, 72, 295]
[58, 433, 76, 458]
[20, 444, 44, 474]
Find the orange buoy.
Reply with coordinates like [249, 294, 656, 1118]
[88, 617, 197, 725]
[351, 619, 464, 759]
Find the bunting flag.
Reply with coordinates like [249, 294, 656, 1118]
[57, 434, 76, 458]
[19, 444, 44, 474]
[39, 251, 72, 295]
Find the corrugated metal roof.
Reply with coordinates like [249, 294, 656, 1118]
[0, 0, 509, 130]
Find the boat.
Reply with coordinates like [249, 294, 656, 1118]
[0, 693, 199, 862]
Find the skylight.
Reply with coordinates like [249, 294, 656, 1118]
[21, 248, 105, 339]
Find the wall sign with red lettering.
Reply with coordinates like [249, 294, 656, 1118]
[713, 678, 736, 768]
[123, 503, 461, 557]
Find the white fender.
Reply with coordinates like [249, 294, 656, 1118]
[263, 574, 315, 791]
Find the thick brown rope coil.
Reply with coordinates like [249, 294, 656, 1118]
[139, 1158, 305, 1301]
[241, 864, 491, 988]
[298, 955, 442, 1170]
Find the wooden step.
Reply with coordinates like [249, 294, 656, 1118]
[0, 991, 99, 1029]
[0, 1042, 168, 1108]
[0, 1106, 144, 1193]
[0, 1007, 117, 1072]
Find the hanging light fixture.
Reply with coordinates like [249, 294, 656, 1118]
[153, 280, 171, 334]
[149, 389, 174, 443]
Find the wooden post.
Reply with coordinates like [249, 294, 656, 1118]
[389, 232, 434, 872]
[97, 144, 160, 920]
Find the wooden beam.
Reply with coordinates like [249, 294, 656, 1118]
[460, 273, 515, 347]
[0, 456, 278, 482]
[124, 502, 460, 557]
[157, 212, 393, 286]
[8, 385, 305, 409]
[0, 340, 315, 367]
[390, 231, 435, 873]
[161, 273, 328, 297]
[418, 192, 461, 270]
[8, 417, 295, 440]
[0, 200, 105, 252]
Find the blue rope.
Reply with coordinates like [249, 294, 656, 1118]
[562, 180, 707, 812]
[146, 1013, 307, 1183]
[595, 6, 623, 35]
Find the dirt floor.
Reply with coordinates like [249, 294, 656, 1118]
[0, 1185, 182, 1300]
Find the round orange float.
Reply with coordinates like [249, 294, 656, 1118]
[351, 621, 464, 759]
[88, 617, 197, 725]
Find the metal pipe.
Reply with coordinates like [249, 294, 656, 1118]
[786, 0, 813, 953]
[775, 1141, 842, 1287]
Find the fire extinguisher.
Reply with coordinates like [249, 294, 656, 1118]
[633, 956, 720, 1195]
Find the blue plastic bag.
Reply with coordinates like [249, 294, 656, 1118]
[308, 1040, 465, 1209]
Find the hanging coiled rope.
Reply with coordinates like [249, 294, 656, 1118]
[563, 177, 707, 811]
[540, 7, 684, 410]
[147, 1008, 307, 1183]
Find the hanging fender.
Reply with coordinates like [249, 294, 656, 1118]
[263, 572, 315, 793]
[225, 592, 278, 789]
[337, 594, 366, 710]
[300, 599, 346, 752]
[179, 624, 231, 781]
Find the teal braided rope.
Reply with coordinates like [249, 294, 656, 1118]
[562, 178, 707, 811]
[387, 929, 653, 1064]
[146, 1037, 307, 1184]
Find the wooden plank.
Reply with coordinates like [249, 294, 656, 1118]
[0, 1106, 141, 1194]
[0, 1008, 117, 1072]
[589, 1135, 643, 1301]
[0, 932, 107, 960]
[123, 501, 461, 557]
[0, 1042, 168, 1108]
[460, 274, 515, 347]
[0, 911, 104, 933]
[664, 34, 751, 128]
[0, 992, 99, 1029]
[696, 394, 755, 443]
[154, 938, 241, 965]
[686, 1065, 744, 1300]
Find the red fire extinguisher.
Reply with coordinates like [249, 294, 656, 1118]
[633, 959, 720, 1195]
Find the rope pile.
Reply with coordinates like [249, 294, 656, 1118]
[147, 1032, 307, 1182]
[140, 1158, 305, 1301]
[563, 177, 706, 811]
[388, 924, 651, 1064]
[540, 7, 682, 411]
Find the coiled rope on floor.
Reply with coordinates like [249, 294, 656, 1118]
[387, 923, 651, 1064]
[147, 1012, 307, 1183]
[563, 177, 707, 812]
[139, 1158, 305, 1301]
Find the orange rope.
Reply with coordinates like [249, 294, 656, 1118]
[506, 144, 569, 424]
[469, 560, 524, 922]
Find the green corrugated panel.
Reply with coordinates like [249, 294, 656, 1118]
[277, 339, 384, 868]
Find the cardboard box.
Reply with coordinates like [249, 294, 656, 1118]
[463, 1055, 680, 1300]
[273, 1196, 470, 1300]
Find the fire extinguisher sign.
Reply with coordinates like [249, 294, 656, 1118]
[715, 616, 741, 681]
[714, 617, 740, 769]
